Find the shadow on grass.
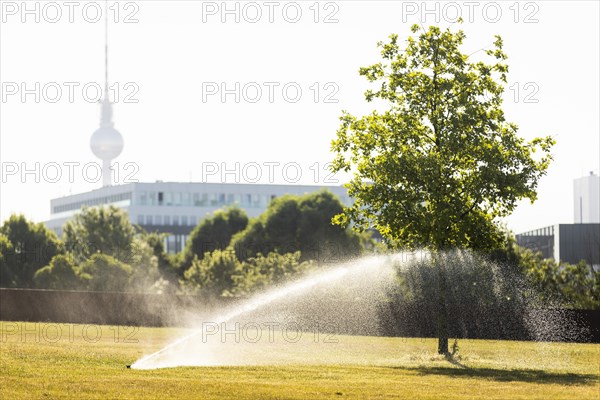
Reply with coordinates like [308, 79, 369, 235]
[387, 356, 597, 386]
[444, 353, 467, 369]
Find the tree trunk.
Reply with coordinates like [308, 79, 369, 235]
[436, 259, 449, 355]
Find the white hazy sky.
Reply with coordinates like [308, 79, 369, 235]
[0, 0, 598, 234]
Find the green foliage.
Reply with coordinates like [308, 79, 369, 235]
[181, 206, 249, 270]
[232, 251, 315, 295]
[331, 25, 554, 252]
[63, 206, 135, 263]
[231, 191, 364, 263]
[488, 232, 521, 267]
[0, 214, 62, 287]
[0, 234, 14, 286]
[57, 207, 170, 293]
[139, 230, 179, 292]
[33, 235, 165, 293]
[488, 233, 599, 309]
[388, 250, 529, 339]
[127, 237, 162, 293]
[513, 245, 599, 310]
[33, 254, 85, 290]
[182, 248, 240, 296]
[79, 253, 132, 292]
[182, 248, 315, 297]
[141, 231, 173, 273]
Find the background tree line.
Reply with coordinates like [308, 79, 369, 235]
[0, 191, 371, 297]
[0, 190, 597, 309]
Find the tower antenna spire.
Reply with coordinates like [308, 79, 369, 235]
[91, 0, 124, 187]
[104, 0, 109, 97]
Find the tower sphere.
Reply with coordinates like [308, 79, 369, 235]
[90, 125, 124, 160]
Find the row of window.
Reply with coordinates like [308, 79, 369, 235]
[53, 192, 132, 214]
[136, 214, 198, 227]
[519, 225, 554, 237]
[137, 191, 276, 208]
[164, 234, 188, 254]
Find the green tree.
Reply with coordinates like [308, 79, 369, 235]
[79, 253, 132, 292]
[127, 237, 162, 293]
[33, 254, 84, 290]
[180, 206, 249, 270]
[330, 25, 554, 354]
[0, 233, 14, 286]
[232, 251, 315, 295]
[513, 245, 599, 310]
[182, 248, 240, 296]
[140, 230, 179, 292]
[231, 191, 363, 263]
[0, 214, 62, 288]
[63, 206, 135, 263]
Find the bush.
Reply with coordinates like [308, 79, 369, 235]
[232, 252, 314, 295]
[33, 254, 85, 290]
[79, 253, 132, 292]
[182, 248, 240, 296]
[382, 250, 531, 339]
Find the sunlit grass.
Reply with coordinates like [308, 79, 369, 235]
[1, 322, 598, 399]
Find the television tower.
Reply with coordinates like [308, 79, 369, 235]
[90, 0, 124, 186]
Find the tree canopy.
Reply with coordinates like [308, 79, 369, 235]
[331, 24, 554, 252]
[63, 205, 135, 263]
[231, 191, 364, 263]
[33, 254, 84, 290]
[0, 214, 62, 287]
[79, 253, 133, 292]
[183, 248, 240, 297]
[181, 206, 249, 270]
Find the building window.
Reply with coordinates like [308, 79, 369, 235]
[190, 216, 197, 226]
[165, 192, 173, 206]
[182, 216, 188, 226]
[148, 192, 156, 206]
[193, 193, 200, 206]
[137, 215, 144, 224]
[155, 215, 162, 225]
[140, 192, 147, 205]
[182, 192, 191, 206]
[164, 215, 171, 225]
[167, 235, 176, 253]
[158, 192, 164, 205]
[173, 216, 180, 226]
[146, 215, 153, 225]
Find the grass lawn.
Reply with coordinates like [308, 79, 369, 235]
[1, 321, 598, 399]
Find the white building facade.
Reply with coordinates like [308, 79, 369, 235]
[573, 172, 600, 224]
